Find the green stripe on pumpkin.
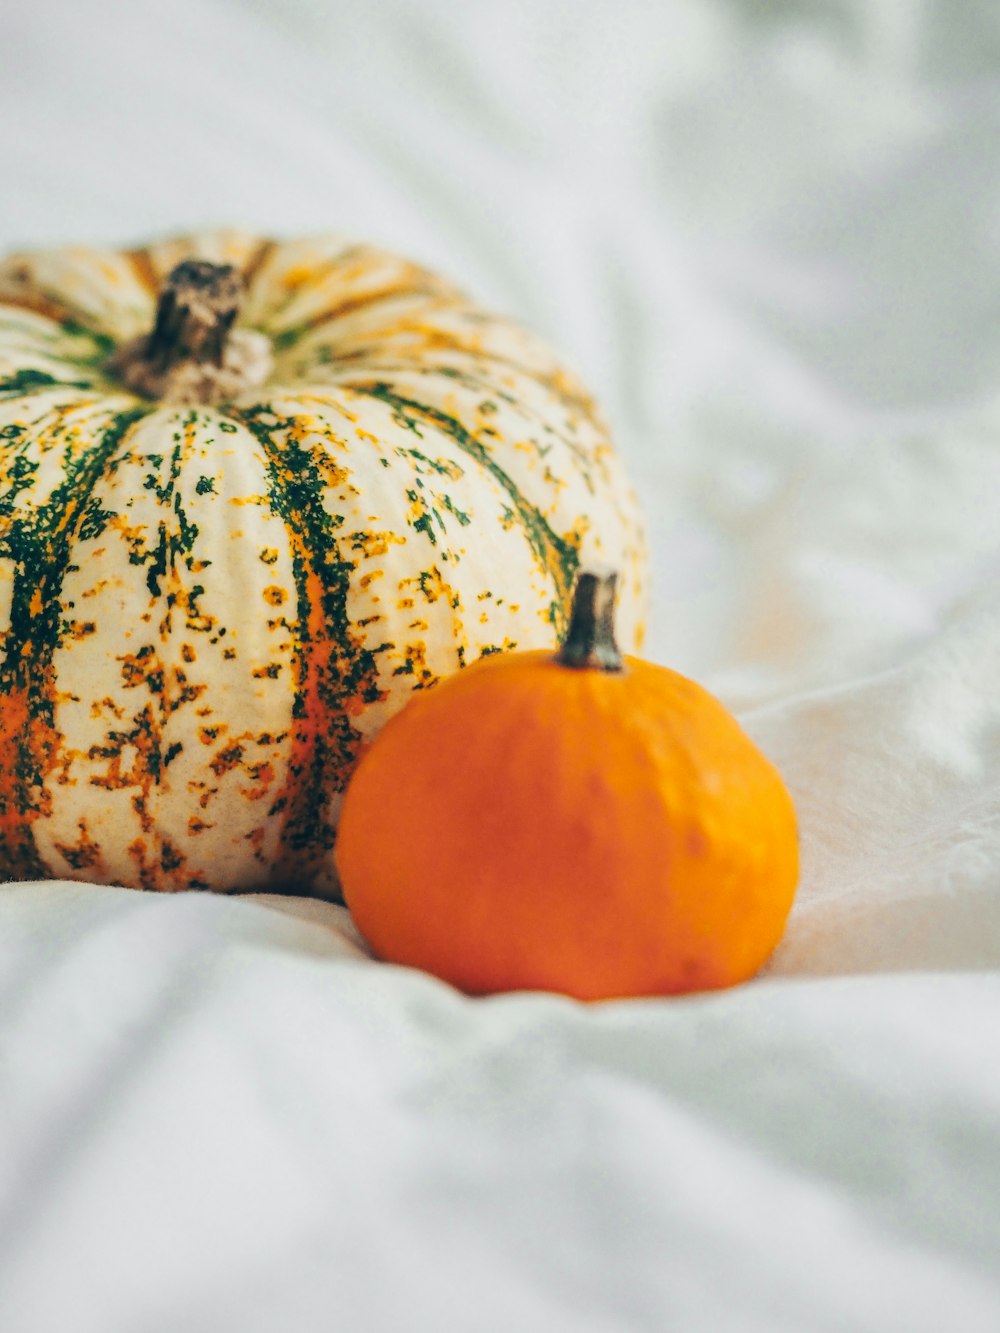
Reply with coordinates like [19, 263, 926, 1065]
[0, 406, 149, 877]
[352, 381, 579, 630]
[231, 404, 390, 897]
[0, 369, 95, 397]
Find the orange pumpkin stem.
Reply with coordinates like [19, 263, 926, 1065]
[556, 569, 624, 672]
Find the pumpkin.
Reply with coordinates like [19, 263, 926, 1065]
[0, 231, 646, 896]
[336, 570, 798, 998]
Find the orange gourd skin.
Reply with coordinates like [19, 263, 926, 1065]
[336, 648, 799, 1000]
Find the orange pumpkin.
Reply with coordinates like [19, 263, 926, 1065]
[336, 570, 799, 999]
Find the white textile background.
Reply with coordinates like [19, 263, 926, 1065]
[1, 0, 999, 1329]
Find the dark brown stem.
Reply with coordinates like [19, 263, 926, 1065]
[111, 259, 272, 406]
[556, 569, 624, 671]
[147, 261, 244, 371]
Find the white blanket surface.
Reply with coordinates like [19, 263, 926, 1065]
[1, 1, 999, 1329]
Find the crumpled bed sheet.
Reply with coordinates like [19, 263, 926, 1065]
[1, 1, 999, 1329]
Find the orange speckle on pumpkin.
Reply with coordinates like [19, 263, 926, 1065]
[127, 837, 148, 868]
[54, 819, 104, 874]
[210, 743, 245, 778]
[281, 263, 315, 289]
[0, 684, 58, 876]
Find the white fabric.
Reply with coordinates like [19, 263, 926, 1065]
[2, 0, 999, 1328]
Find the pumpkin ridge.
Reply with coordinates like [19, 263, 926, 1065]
[0, 406, 149, 877]
[0, 369, 97, 399]
[0, 309, 113, 373]
[0, 308, 115, 396]
[0, 286, 72, 328]
[414, 340, 591, 408]
[0, 253, 147, 340]
[271, 282, 456, 353]
[292, 324, 595, 425]
[252, 244, 369, 330]
[123, 248, 161, 297]
[82, 409, 222, 889]
[349, 382, 580, 626]
[240, 238, 278, 288]
[286, 356, 601, 485]
[232, 403, 389, 891]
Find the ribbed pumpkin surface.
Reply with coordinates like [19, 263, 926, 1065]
[0, 230, 646, 895]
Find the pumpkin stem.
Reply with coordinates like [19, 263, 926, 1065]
[111, 259, 272, 405]
[148, 261, 244, 370]
[557, 569, 624, 672]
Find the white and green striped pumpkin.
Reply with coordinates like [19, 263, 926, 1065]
[0, 230, 646, 896]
